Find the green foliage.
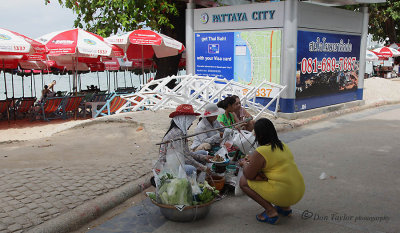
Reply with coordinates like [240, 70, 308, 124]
[47, 0, 181, 37]
[341, 1, 400, 44]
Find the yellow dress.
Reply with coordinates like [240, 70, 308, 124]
[247, 143, 305, 207]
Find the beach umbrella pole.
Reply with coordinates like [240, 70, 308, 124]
[11, 72, 16, 120]
[11, 72, 14, 99]
[2, 60, 10, 123]
[31, 71, 34, 97]
[123, 70, 127, 88]
[97, 71, 100, 90]
[41, 71, 44, 91]
[33, 71, 36, 98]
[21, 75, 24, 97]
[2, 60, 8, 99]
[68, 74, 72, 93]
[129, 70, 134, 88]
[141, 45, 145, 87]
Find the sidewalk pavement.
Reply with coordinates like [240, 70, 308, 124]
[1, 98, 399, 233]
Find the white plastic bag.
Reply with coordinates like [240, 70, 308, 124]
[188, 171, 201, 195]
[222, 128, 234, 149]
[164, 147, 185, 177]
[232, 130, 256, 155]
[214, 146, 228, 158]
[235, 167, 244, 196]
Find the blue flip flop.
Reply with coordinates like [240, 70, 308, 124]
[256, 212, 279, 225]
[275, 206, 293, 216]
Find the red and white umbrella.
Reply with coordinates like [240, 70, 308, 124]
[36, 29, 124, 92]
[36, 28, 123, 64]
[0, 28, 47, 104]
[388, 43, 400, 50]
[105, 29, 185, 60]
[0, 27, 46, 60]
[366, 50, 380, 61]
[372, 46, 400, 58]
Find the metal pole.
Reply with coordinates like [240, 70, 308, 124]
[97, 71, 100, 89]
[41, 71, 44, 90]
[107, 71, 110, 93]
[185, 0, 195, 75]
[11, 72, 14, 98]
[129, 70, 134, 88]
[2, 60, 7, 99]
[156, 118, 251, 145]
[33, 71, 37, 98]
[79, 73, 82, 92]
[68, 74, 72, 93]
[123, 69, 127, 88]
[2, 61, 10, 123]
[141, 46, 145, 86]
[21, 74, 24, 97]
[31, 71, 33, 97]
[114, 71, 118, 91]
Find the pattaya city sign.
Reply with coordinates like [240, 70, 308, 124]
[208, 10, 276, 23]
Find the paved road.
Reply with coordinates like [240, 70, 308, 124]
[89, 104, 400, 233]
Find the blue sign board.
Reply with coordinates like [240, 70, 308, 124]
[195, 32, 234, 79]
[295, 30, 361, 111]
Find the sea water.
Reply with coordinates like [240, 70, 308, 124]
[0, 71, 151, 100]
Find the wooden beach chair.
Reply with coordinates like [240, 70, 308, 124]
[93, 94, 127, 118]
[59, 95, 84, 119]
[14, 97, 37, 118]
[32, 97, 64, 121]
[0, 99, 12, 120]
[82, 93, 111, 118]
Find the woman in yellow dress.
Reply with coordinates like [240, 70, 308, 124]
[239, 118, 305, 224]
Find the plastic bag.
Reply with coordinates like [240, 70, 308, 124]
[222, 128, 234, 149]
[158, 178, 193, 206]
[214, 146, 228, 159]
[164, 146, 185, 177]
[197, 171, 206, 184]
[232, 130, 256, 155]
[234, 167, 244, 196]
[188, 171, 201, 195]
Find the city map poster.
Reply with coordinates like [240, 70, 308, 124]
[195, 30, 281, 98]
[296, 30, 361, 111]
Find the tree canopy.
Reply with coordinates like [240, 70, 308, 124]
[342, 1, 400, 44]
[49, 0, 185, 38]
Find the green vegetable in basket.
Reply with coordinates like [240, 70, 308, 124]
[159, 173, 175, 187]
[147, 192, 156, 201]
[198, 181, 219, 204]
[158, 178, 193, 206]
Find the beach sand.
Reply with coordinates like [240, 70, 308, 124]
[0, 77, 400, 169]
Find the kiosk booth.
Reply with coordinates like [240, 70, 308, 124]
[185, 1, 372, 118]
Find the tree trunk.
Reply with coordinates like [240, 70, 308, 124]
[151, 2, 186, 89]
[384, 18, 397, 44]
[153, 53, 182, 89]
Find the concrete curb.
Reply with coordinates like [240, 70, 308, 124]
[274, 100, 400, 132]
[26, 174, 152, 233]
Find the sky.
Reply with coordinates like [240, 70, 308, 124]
[0, 0, 76, 39]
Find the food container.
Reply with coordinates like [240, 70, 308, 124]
[226, 165, 237, 174]
[150, 198, 214, 222]
[212, 163, 227, 173]
[206, 175, 225, 191]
